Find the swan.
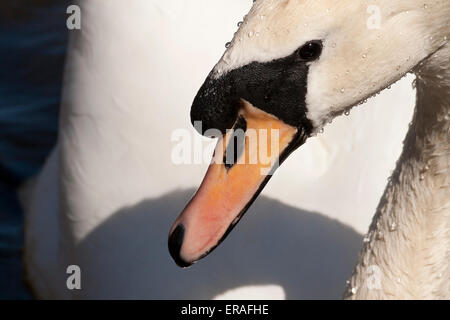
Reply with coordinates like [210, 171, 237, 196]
[24, 0, 422, 299]
[168, 0, 449, 299]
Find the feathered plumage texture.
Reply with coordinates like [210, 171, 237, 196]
[346, 43, 450, 299]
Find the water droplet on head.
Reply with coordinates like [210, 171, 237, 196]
[351, 287, 358, 295]
[225, 42, 231, 48]
[237, 21, 243, 27]
[340, 88, 345, 93]
[389, 222, 397, 232]
[345, 110, 350, 116]
[248, 31, 254, 38]
[362, 54, 367, 59]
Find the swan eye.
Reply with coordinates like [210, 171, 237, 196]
[297, 41, 323, 61]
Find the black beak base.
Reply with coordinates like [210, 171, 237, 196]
[190, 48, 314, 138]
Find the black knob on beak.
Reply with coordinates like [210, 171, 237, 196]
[190, 73, 239, 137]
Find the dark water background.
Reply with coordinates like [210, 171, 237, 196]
[0, 0, 69, 299]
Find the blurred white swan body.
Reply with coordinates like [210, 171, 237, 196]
[23, 0, 421, 299]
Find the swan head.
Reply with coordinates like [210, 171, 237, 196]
[168, 0, 448, 267]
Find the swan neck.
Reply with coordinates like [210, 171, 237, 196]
[345, 44, 450, 299]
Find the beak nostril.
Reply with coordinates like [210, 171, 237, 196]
[168, 224, 192, 268]
[223, 116, 247, 170]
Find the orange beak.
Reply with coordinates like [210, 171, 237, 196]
[168, 101, 306, 267]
